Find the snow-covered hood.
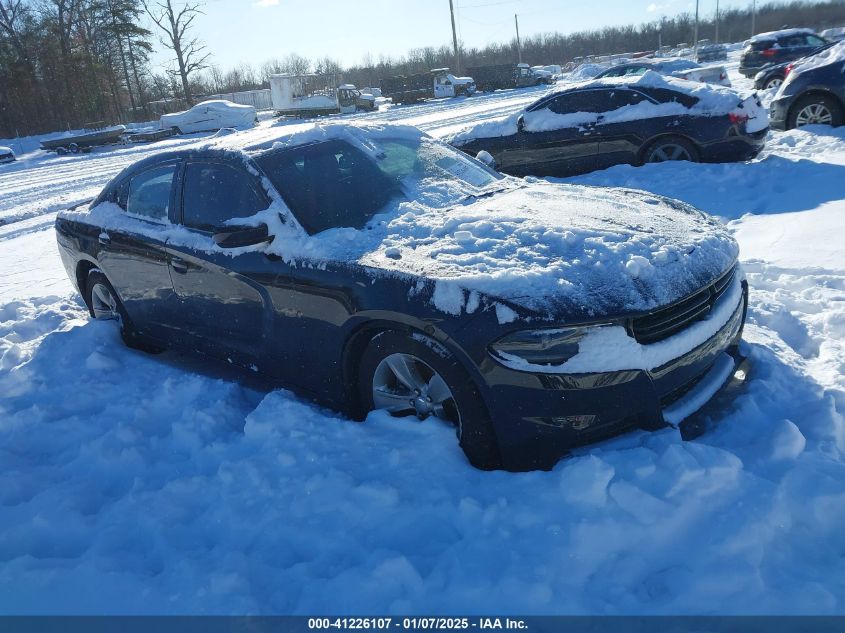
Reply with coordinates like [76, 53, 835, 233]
[355, 182, 738, 320]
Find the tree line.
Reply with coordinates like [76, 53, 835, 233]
[2, 0, 844, 138]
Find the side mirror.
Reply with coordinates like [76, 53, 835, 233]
[475, 150, 497, 170]
[517, 114, 526, 133]
[213, 223, 272, 249]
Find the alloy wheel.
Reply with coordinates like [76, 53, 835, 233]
[765, 77, 783, 90]
[648, 143, 693, 163]
[795, 103, 833, 127]
[372, 353, 461, 428]
[90, 282, 119, 320]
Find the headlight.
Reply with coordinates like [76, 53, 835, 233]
[489, 325, 610, 367]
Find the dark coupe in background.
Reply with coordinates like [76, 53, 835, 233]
[449, 77, 768, 178]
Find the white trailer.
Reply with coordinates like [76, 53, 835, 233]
[270, 74, 375, 117]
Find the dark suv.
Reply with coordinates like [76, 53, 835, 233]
[740, 28, 829, 78]
[770, 42, 845, 129]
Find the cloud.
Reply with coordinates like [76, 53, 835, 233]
[647, 1, 673, 12]
[253, 0, 279, 7]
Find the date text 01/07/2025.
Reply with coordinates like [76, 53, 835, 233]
[307, 618, 528, 630]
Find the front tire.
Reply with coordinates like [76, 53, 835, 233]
[85, 269, 163, 353]
[764, 75, 784, 90]
[357, 330, 502, 470]
[642, 136, 699, 164]
[788, 94, 844, 129]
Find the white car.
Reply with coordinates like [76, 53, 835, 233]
[0, 145, 15, 164]
[160, 100, 257, 134]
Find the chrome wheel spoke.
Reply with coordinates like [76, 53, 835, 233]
[427, 373, 452, 405]
[372, 388, 416, 414]
[385, 354, 427, 392]
[91, 283, 118, 320]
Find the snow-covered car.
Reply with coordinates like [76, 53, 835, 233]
[55, 122, 748, 471]
[769, 41, 845, 129]
[0, 145, 15, 163]
[447, 71, 768, 178]
[596, 58, 731, 87]
[160, 100, 257, 134]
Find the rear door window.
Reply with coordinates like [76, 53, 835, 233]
[181, 162, 268, 231]
[126, 164, 177, 222]
[548, 89, 648, 115]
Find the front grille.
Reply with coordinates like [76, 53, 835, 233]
[631, 265, 737, 345]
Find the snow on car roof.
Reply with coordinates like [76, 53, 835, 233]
[749, 27, 816, 43]
[790, 40, 845, 75]
[0, 146, 12, 153]
[196, 99, 256, 111]
[195, 120, 427, 155]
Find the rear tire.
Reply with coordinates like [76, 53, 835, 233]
[85, 269, 164, 354]
[642, 136, 699, 164]
[788, 94, 844, 129]
[357, 330, 502, 470]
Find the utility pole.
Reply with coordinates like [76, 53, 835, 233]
[515, 13, 522, 63]
[449, 0, 461, 74]
[751, 0, 756, 37]
[693, 0, 700, 60]
[715, 0, 720, 43]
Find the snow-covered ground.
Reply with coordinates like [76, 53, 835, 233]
[2, 49, 845, 614]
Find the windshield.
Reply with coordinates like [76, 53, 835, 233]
[366, 135, 504, 196]
[254, 134, 506, 235]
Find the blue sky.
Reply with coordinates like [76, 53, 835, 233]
[147, 0, 755, 73]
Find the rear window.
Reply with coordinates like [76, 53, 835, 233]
[635, 87, 699, 108]
[750, 39, 775, 51]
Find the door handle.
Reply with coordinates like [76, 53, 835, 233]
[170, 256, 189, 274]
[98, 232, 111, 246]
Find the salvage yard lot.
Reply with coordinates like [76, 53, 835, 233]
[1, 55, 845, 613]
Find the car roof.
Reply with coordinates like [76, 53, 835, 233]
[749, 27, 816, 42]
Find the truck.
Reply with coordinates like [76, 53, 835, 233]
[465, 62, 554, 92]
[270, 74, 376, 117]
[379, 68, 475, 105]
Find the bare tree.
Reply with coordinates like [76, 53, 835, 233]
[143, 0, 208, 105]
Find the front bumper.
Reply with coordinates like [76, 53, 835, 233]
[482, 281, 749, 471]
[769, 97, 792, 130]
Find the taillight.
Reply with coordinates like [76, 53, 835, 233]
[761, 48, 777, 57]
[729, 112, 750, 125]
[785, 63, 794, 76]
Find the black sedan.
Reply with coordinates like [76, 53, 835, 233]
[447, 74, 768, 178]
[769, 42, 845, 130]
[55, 123, 748, 471]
